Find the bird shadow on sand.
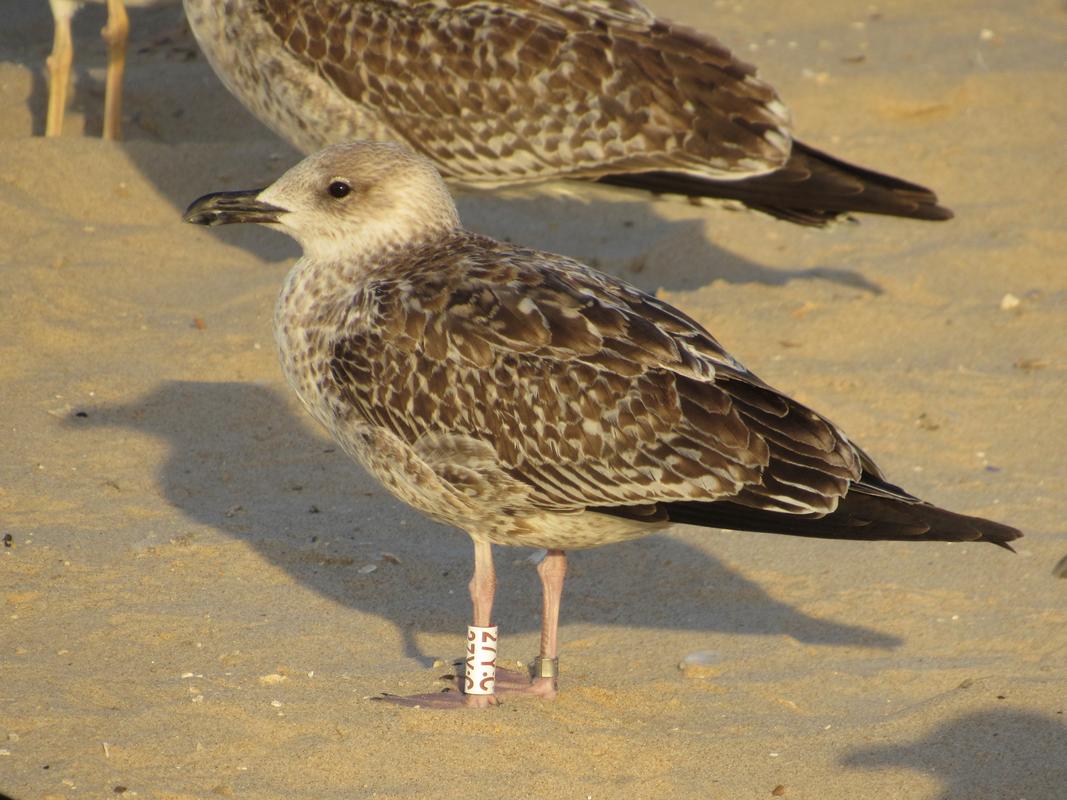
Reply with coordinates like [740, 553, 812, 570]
[457, 190, 883, 296]
[66, 379, 901, 667]
[840, 708, 1067, 799]
[11, 0, 68, 137]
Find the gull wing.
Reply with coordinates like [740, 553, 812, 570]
[256, 0, 792, 185]
[329, 232, 863, 518]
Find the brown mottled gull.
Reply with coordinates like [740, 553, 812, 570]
[183, 141, 1017, 708]
[181, 0, 952, 226]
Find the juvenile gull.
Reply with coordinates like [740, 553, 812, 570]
[182, 0, 952, 226]
[183, 142, 1018, 707]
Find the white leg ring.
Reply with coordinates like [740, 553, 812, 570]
[465, 625, 498, 695]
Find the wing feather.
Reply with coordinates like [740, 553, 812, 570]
[328, 232, 865, 519]
[256, 0, 791, 184]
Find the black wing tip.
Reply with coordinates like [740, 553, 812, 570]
[595, 141, 955, 226]
[962, 515, 1023, 550]
[975, 521, 1023, 552]
[622, 494, 1023, 551]
[923, 203, 955, 222]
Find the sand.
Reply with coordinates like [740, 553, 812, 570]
[2, 1, 1065, 798]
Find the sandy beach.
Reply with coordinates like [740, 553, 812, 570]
[2, 1, 1066, 798]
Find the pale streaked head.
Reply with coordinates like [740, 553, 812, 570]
[183, 141, 461, 260]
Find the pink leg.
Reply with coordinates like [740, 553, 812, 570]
[530, 550, 567, 698]
[464, 540, 498, 707]
[374, 545, 568, 708]
[468, 539, 495, 627]
[374, 539, 500, 709]
[451, 547, 568, 700]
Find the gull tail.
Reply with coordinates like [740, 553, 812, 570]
[659, 489, 1021, 550]
[597, 141, 954, 226]
[596, 474, 1020, 550]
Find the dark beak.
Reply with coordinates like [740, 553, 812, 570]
[182, 189, 287, 226]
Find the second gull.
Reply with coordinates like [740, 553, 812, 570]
[182, 0, 953, 225]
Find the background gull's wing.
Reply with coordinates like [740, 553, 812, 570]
[256, 0, 793, 185]
[499, 0, 657, 24]
[252, 0, 950, 224]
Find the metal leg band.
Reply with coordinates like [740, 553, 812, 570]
[533, 656, 559, 680]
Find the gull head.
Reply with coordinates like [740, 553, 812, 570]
[183, 141, 461, 260]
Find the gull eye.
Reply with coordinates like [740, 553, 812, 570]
[327, 180, 351, 199]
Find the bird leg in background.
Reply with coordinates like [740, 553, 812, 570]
[531, 549, 567, 698]
[101, 0, 129, 140]
[46, 4, 76, 136]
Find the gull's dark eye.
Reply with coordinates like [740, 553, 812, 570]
[328, 180, 351, 199]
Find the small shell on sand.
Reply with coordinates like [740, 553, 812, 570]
[678, 651, 723, 677]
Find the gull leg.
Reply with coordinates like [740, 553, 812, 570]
[46, 2, 76, 137]
[530, 549, 566, 698]
[101, 0, 129, 140]
[468, 539, 496, 627]
[373, 543, 563, 707]
[465, 548, 567, 700]
[464, 539, 498, 707]
[373, 539, 500, 709]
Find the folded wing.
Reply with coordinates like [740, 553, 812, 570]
[329, 233, 868, 524]
[257, 0, 792, 184]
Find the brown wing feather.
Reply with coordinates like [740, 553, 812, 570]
[329, 231, 863, 517]
[256, 0, 791, 184]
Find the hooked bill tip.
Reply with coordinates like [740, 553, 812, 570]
[182, 189, 284, 226]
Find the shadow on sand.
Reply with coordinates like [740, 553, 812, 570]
[68, 380, 901, 666]
[841, 708, 1067, 800]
